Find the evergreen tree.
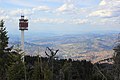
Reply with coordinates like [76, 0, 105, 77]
[7, 48, 26, 80]
[61, 61, 72, 80]
[113, 43, 120, 80]
[7, 48, 25, 80]
[0, 20, 17, 80]
[32, 56, 44, 80]
[0, 20, 9, 80]
[0, 20, 9, 50]
[43, 63, 53, 80]
[7, 61, 25, 80]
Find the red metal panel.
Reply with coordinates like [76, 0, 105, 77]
[19, 22, 28, 27]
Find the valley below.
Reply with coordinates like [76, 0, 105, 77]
[9, 32, 119, 63]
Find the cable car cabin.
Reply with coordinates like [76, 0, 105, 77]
[19, 16, 28, 30]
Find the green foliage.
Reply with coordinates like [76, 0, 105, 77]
[32, 56, 44, 80]
[7, 62, 25, 80]
[0, 20, 25, 80]
[112, 44, 120, 80]
[43, 63, 53, 80]
[60, 61, 71, 80]
[0, 20, 10, 80]
[0, 20, 9, 50]
[7, 48, 26, 80]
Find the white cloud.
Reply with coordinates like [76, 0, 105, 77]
[89, 16, 120, 26]
[88, 0, 120, 25]
[0, 15, 10, 20]
[57, 3, 75, 12]
[10, 5, 51, 16]
[32, 6, 50, 11]
[89, 10, 112, 18]
[5, 0, 35, 7]
[71, 19, 88, 24]
[32, 18, 88, 25]
[0, 9, 5, 14]
[89, 0, 120, 18]
[32, 18, 65, 24]
[99, 0, 106, 6]
[10, 9, 33, 16]
[0, 9, 10, 21]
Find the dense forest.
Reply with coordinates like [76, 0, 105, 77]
[0, 20, 120, 80]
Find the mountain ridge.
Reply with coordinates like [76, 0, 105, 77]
[9, 32, 119, 62]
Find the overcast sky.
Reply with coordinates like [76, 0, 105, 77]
[0, 0, 120, 35]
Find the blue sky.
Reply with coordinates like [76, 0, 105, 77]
[0, 0, 120, 35]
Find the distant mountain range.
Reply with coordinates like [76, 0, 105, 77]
[9, 32, 119, 62]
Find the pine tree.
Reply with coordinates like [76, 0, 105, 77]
[43, 63, 53, 80]
[32, 56, 44, 80]
[0, 20, 9, 50]
[7, 55, 25, 80]
[0, 20, 9, 80]
[7, 48, 26, 80]
[113, 43, 120, 80]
